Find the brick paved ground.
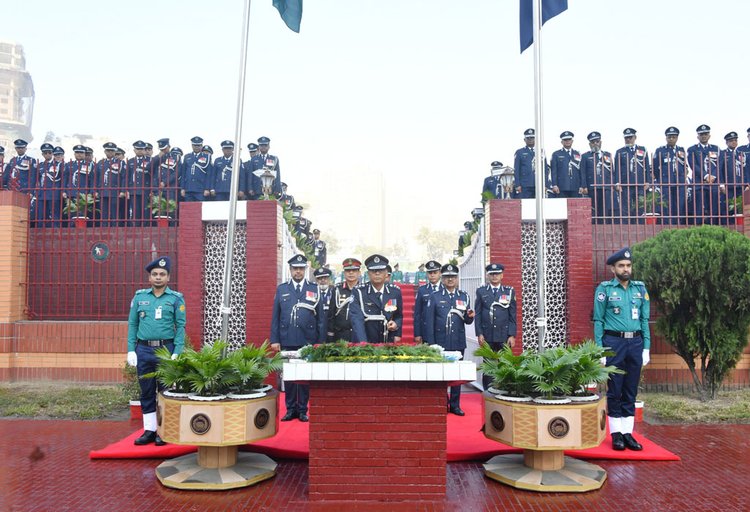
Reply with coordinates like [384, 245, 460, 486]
[1, 417, 748, 512]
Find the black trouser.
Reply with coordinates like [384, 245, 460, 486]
[136, 341, 174, 414]
[449, 349, 465, 410]
[603, 334, 643, 417]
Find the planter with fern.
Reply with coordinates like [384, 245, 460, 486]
[149, 194, 177, 226]
[63, 193, 99, 227]
[476, 341, 623, 492]
[147, 340, 282, 491]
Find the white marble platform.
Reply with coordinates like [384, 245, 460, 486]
[282, 360, 476, 382]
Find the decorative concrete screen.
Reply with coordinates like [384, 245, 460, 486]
[520, 222, 567, 350]
[203, 222, 247, 348]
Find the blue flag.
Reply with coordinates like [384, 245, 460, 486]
[273, 0, 303, 33]
[519, 0, 567, 53]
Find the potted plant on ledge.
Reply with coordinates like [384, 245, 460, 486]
[63, 193, 98, 228]
[638, 187, 665, 224]
[149, 194, 177, 227]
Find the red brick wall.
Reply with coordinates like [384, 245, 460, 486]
[245, 201, 282, 346]
[308, 381, 446, 505]
[566, 199, 594, 344]
[177, 202, 204, 349]
[487, 200, 523, 350]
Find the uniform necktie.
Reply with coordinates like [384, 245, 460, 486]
[378, 292, 383, 303]
[493, 288, 499, 300]
[296, 284, 301, 294]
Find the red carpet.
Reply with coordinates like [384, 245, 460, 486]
[89, 393, 679, 461]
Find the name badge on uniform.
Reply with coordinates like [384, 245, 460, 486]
[155, 306, 162, 320]
[632, 307, 639, 320]
[138, 301, 150, 305]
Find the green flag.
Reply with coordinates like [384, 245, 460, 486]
[273, 0, 303, 33]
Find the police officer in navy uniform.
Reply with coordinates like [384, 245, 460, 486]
[413, 260, 442, 343]
[65, 144, 98, 219]
[312, 229, 327, 267]
[482, 161, 505, 202]
[34, 143, 59, 226]
[653, 127, 688, 225]
[593, 247, 650, 451]
[424, 263, 475, 415]
[325, 258, 361, 342]
[128, 140, 152, 225]
[615, 128, 652, 222]
[581, 132, 615, 223]
[126, 256, 186, 446]
[249, 136, 282, 197]
[350, 254, 403, 343]
[3, 139, 38, 216]
[181, 136, 212, 201]
[210, 140, 244, 201]
[270, 254, 318, 422]
[514, 128, 538, 198]
[474, 263, 517, 390]
[719, 131, 748, 223]
[279, 182, 295, 210]
[687, 124, 720, 224]
[314, 266, 333, 338]
[98, 142, 128, 226]
[550, 131, 583, 198]
[242, 143, 262, 200]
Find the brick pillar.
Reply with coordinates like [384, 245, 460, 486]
[308, 382, 446, 506]
[245, 201, 282, 346]
[566, 199, 594, 344]
[486, 199, 523, 349]
[177, 202, 204, 349]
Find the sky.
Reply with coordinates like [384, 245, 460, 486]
[4, 0, 750, 267]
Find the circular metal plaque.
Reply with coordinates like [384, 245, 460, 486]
[548, 417, 570, 439]
[255, 408, 270, 429]
[190, 413, 211, 435]
[490, 411, 505, 432]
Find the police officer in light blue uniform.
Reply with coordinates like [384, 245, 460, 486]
[126, 256, 186, 446]
[593, 247, 650, 452]
[614, 128, 652, 223]
[181, 136, 212, 202]
[474, 263, 517, 390]
[413, 260, 442, 342]
[550, 131, 582, 198]
[128, 140, 152, 226]
[581, 132, 616, 224]
[687, 124, 720, 225]
[249, 136, 282, 198]
[210, 140, 244, 201]
[350, 254, 403, 343]
[270, 254, 318, 422]
[35, 143, 62, 226]
[719, 132, 748, 223]
[653, 127, 688, 225]
[514, 128, 538, 198]
[424, 263, 474, 416]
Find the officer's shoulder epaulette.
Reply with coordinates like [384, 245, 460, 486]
[630, 280, 645, 286]
[598, 280, 613, 288]
[167, 289, 184, 298]
[134, 288, 150, 294]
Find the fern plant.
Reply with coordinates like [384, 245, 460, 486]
[475, 343, 534, 397]
[567, 340, 623, 396]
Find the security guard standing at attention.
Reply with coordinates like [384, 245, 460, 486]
[126, 256, 186, 446]
[350, 254, 403, 343]
[325, 258, 362, 342]
[593, 247, 650, 451]
[413, 260, 442, 343]
[270, 254, 318, 422]
[424, 263, 474, 415]
[474, 263, 517, 390]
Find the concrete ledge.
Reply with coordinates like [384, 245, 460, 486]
[283, 361, 476, 382]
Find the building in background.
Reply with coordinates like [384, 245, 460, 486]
[0, 40, 34, 149]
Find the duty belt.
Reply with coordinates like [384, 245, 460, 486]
[137, 339, 173, 347]
[604, 330, 642, 339]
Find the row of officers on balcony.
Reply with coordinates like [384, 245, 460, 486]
[0, 136, 285, 224]
[483, 125, 750, 223]
[269, 254, 516, 420]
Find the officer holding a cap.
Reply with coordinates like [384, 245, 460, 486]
[593, 247, 650, 451]
[424, 263, 474, 416]
[270, 254, 319, 422]
[350, 254, 403, 343]
[126, 256, 186, 446]
[474, 263, 517, 390]
[414, 260, 443, 343]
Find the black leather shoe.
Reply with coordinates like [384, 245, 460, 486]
[154, 434, 167, 446]
[622, 433, 643, 451]
[298, 413, 309, 422]
[449, 407, 465, 416]
[134, 430, 156, 445]
[281, 411, 298, 421]
[611, 432, 625, 451]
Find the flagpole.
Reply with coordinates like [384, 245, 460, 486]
[532, 0, 547, 353]
[220, 0, 253, 343]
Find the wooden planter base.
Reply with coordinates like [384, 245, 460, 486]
[155, 448, 276, 490]
[484, 451, 607, 492]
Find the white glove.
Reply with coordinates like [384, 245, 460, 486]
[171, 353, 179, 360]
[126, 351, 137, 367]
[599, 356, 607, 366]
[642, 349, 650, 366]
